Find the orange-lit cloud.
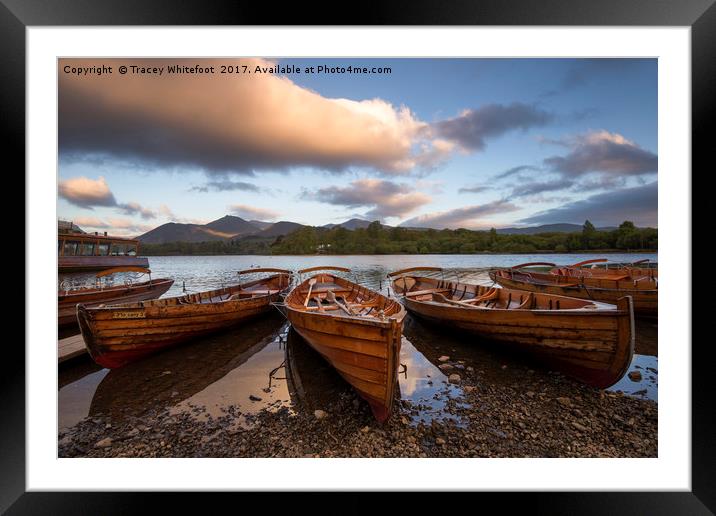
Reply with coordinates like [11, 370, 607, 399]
[58, 176, 116, 208]
[59, 59, 557, 177]
[60, 58, 429, 175]
[59, 175, 157, 219]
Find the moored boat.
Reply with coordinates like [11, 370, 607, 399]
[58, 267, 174, 327]
[388, 267, 635, 389]
[58, 220, 149, 272]
[77, 268, 292, 368]
[550, 258, 658, 280]
[490, 262, 657, 315]
[280, 266, 406, 423]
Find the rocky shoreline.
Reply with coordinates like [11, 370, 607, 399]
[59, 357, 657, 458]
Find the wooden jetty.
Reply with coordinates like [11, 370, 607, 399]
[58, 334, 87, 364]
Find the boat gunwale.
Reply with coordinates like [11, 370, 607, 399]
[491, 269, 657, 294]
[79, 273, 292, 313]
[58, 277, 175, 300]
[284, 273, 406, 326]
[390, 273, 621, 314]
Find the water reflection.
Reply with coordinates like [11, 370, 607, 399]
[58, 368, 109, 430]
[169, 322, 292, 426]
[60, 314, 288, 428]
[284, 328, 353, 412]
[607, 355, 658, 401]
[398, 336, 469, 427]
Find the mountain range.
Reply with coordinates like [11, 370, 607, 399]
[135, 216, 624, 244]
[495, 223, 617, 235]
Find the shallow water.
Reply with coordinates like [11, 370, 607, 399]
[58, 253, 658, 432]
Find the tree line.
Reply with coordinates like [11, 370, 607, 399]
[141, 220, 657, 256]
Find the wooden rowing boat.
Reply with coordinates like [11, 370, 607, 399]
[280, 266, 406, 422]
[77, 268, 292, 368]
[490, 262, 657, 316]
[389, 267, 634, 389]
[58, 267, 174, 327]
[549, 258, 658, 280]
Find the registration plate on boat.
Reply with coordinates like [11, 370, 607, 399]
[112, 311, 146, 319]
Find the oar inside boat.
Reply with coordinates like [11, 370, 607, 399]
[387, 267, 448, 297]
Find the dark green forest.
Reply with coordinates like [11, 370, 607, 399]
[141, 220, 657, 256]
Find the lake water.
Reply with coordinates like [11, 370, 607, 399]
[58, 253, 658, 432]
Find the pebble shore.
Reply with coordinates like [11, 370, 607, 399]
[59, 358, 657, 458]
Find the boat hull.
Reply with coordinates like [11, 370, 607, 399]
[58, 278, 174, 327]
[490, 270, 657, 316]
[77, 273, 291, 368]
[59, 255, 149, 272]
[282, 272, 405, 422]
[402, 295, 634, 388]
[284, 309, 402, 422]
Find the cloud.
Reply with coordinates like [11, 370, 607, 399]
[432, 103, 553, 152]
[401, 200, 519, 229]
[158, 204, 208, 225]
[497, 131, 657, 199]
[71, 216, 154, 236]
[509, 179, 575, 199]
[458, 185, 491, 194]
[59, 58, 434, 175]
[304, 179, 432, 221]
[189, 180, 262, 193]
[229, 204, 282, 221]
[519, 181, 657, 227]
[58, 176, 117, 208]
[59, 175, 157, 220]
[543, 131, 657, 176]
[116, 201, 157, 220]
[494, 165, 542, 180]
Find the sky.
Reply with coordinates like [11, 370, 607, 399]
[58, 58, 657, 237]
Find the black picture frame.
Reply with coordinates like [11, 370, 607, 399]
[5, 0, 710, 513]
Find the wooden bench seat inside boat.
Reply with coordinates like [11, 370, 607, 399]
[405, 288, 451, 297]
[227, 289, 280, 300]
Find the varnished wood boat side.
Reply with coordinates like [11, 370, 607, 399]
[282, 272, 405, 422]
[390, 273, 635, 388]
[490, 269, 657, 315]
[58, 278, 174, 326]
[77, 272, 291, 368]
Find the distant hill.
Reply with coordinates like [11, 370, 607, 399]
[138, 216, 631, 244]
[138, 222, 231, 244]
[138, 215, 304, 244]
[258, 221, 305, 237]
[324, 218, 393, 230]
[204, 215, 261, 236]
[249, 220, 273, 230]
[496, 223, 617, 235]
